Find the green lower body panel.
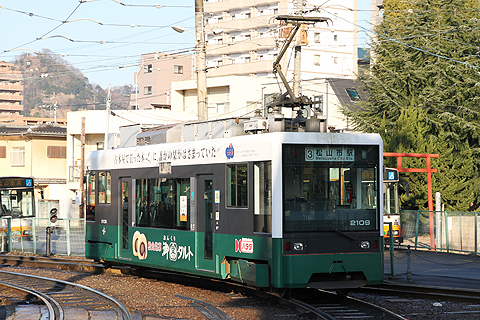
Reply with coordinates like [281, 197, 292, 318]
[282, 252, 384, 289]
[86, 242, 115, 261]
[229, 259, 269, 288]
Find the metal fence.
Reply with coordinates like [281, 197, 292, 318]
[399, 210, 480, 254]
[0, 217, 85, 256]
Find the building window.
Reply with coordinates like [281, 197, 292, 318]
[314, 95, 324, 114]
[144, 64, 153, 73]
[174, 65, 183, 74]
[10, 147, 25, 166]
[244, 57, 251, 63]
[144, 86, 152, 95]
[47, 146, 66, 158]
[334, 34, 338, 41]
[227, 164, 248, 207]
[0, 146, 5, 158]
[333, 57, 338, 64]
[346, 88, 361, 101]
[314, 32, 321, 42]
[314, 55, 321, 65]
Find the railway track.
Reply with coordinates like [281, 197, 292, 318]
[3, 255, 480, 319]
[363, 281, 480, 302]
[290, 288, 407, 319]
[0, 270, 132, 320]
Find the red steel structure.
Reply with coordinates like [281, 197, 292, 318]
[383, 152, 439, 248]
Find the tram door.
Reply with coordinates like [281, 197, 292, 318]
[196, 175, 215, 272]
[119, 177, 132, 259]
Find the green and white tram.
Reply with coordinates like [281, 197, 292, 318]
[85, 118, 384, 293]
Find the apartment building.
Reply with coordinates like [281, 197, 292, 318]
[0, 61, 23, 114]
[130, 53, 196, 110]
[203, 0, 358, 81]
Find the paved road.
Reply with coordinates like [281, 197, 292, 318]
[384, 247, 480, 289]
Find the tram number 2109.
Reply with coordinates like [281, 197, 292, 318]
[350, 219, 371, 226]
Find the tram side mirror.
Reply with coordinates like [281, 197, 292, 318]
[50, 208, 58, 223]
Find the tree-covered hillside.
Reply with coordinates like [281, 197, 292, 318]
[14, 49, 131, 118]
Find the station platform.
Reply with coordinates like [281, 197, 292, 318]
[383, 247, 480, 290]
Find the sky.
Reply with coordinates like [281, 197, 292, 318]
[0, 0, 373, 89]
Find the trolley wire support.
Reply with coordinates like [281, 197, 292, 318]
[270, 15, 332, 111]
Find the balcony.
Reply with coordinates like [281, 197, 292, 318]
[0, 83, 23, 91]
[205, 0, 279, 12]
[0, 104, 23, 112]
[69, 165, 81, 183]
[208, 36, 276, 56]
[210, 15, 277, 33]
[0, 93, 23, 102]
[209, 60, 273, 77]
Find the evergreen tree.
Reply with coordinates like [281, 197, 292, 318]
[344, 0, 480, 210]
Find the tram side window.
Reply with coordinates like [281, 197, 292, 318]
[254, 161, 272, 233]
[98, 171, 111, 204]
[86, 172, 96, 221]
[135, 178, 190, 230]
[227, 164, 248, 207]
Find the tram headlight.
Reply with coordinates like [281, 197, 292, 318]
[293, 242, 304, 251]
[360, 241, 371, 249]
[393, 230, 399, 236]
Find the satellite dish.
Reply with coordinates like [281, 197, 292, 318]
[155, 52, 161, 60]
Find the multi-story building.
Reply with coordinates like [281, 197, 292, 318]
[203, 0, 358, 81]
[130, 52, 195, 110]
[0, 122, 67, 200]
[0, 61, 23, 114]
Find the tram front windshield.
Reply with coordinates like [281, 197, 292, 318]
[283, 144, 380, 233]
[0, 189, 35, 218]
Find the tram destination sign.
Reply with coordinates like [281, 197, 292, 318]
[0, 177, 33, 188]
[305, 147, 354, 162]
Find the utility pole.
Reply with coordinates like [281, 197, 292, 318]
[293, 0, 303, 99]
[105, 85, 111, 150]
[79, 117, 85, 219]
[195, 0, 207, 121]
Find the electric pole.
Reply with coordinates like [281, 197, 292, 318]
[195, 0, 207, 121]
[293, 0, 303, 99]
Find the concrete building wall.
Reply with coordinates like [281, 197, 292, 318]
[171, 75, 268, 118]
[130, 53, 196, 110]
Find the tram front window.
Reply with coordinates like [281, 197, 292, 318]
[283, 144, 380, 233]
[0, 190, 34, 218]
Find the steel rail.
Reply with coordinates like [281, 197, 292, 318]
[0, 280, 62, 319]
[292, 288, 408, 320]
[0, 270, 132, 320]
[366, 282, 480, 302]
